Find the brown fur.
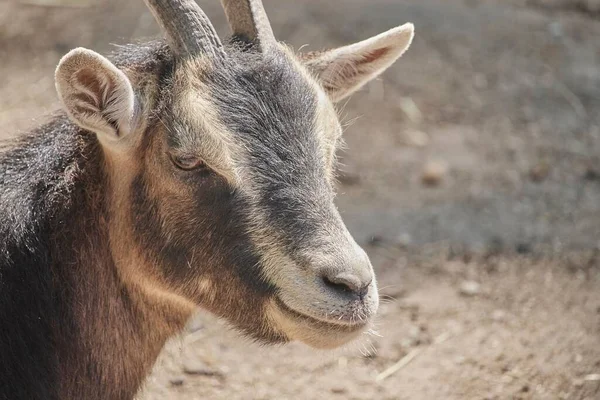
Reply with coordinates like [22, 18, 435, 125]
[54, 133, 194, 400]
[1, 1, 416, 398]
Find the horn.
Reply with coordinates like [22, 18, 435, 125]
[220, 0, 276, 51]
[143, 0, 225, 57]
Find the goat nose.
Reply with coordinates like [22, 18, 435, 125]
[323, 272, 372, 299]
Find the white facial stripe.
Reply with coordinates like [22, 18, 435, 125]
[175, 89, 241, 184]
[173, 52, 356, 308]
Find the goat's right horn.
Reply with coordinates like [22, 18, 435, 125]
[144, 0, 225, 58]
[220, 0, 276, 52]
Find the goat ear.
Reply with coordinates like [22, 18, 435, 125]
[55, 48, 135, 143]
[301, 23, 414, 102]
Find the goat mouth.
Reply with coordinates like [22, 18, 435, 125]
[274, 296, 368, 332]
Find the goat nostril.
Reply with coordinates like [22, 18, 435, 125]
[323, 275, 351, 294]
[358, 281, 371, 299]
[323, 273, 371, 299]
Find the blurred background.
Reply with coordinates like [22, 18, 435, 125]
[1, 0, 600, 398]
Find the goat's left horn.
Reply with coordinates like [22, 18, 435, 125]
[144, 0, 225, 58]
[220, 0, 276, 52]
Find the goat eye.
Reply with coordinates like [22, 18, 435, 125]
[170, 154, 206, 171]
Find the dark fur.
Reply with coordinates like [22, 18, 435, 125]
[126, 46, 334, 339]
[207, 48, 353, 270]
[0, 44, 183, 400]
[0, 116, 106, 399]
[208, 49, 333, 247]
[0, 40, 332, 398]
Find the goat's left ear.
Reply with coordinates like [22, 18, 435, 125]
[55, 47, 136, 145]
[301, 23, 414, 102]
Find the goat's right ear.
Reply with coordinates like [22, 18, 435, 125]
[55, 48, 135, 144]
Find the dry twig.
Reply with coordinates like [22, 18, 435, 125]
[375, 348, 422, 382]
[375, 332, 453, 382]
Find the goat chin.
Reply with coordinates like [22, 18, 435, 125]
[265, 299, 370, 349]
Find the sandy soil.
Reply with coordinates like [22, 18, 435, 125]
[1, 0, 599, 399]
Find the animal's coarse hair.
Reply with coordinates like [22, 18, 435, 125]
[0, 0, 415, 395]
[0, 42, 180, 400]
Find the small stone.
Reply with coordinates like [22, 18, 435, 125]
[487, 236, 505, 255]
[421, 160, 448, 186]
[575, 354, 583, 363]
[169, 376, 185, 386]
[368, 235, 385, 247]
[404, 129, 430, 147]
[548, 21, 563, 38]
[584, 373, 600, 382]
[396, 233, 413, 247]
[584, 168, 600, 181]
[183, 359, 218, 376]
[409, 325, 421, 340]
[529, 162, 550, 182]
[399, 97, 423, 124]
[459, 281, 481, 297]
[582, 0, 600, 13]
[573, 379, 584, 388]
[330, 386, 347, 394]
[516, 243, 532, 254]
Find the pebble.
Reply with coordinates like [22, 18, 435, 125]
[421, 160, 448, 186]
[459, 281, 481, 297]
[399, 97, 423, 124]
[330, 386, 348, 394]
[182, 359, 219, 376]
[548, 21, 563, 38]
[584, 168, 600, 181]
[409, 325, 421, 340]
[516, 242, 532, 254]
[454, 355, 466, 365]
[581, 0, 600, 13]
[529, 162, 550, 182]
[169, 376, 185, 386]
[368, 235, 385, 247]
[396, 233, 413, 247]
[404, 129, 430, 147]
[584, 373, 600, 381]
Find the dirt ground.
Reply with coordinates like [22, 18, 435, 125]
[1, 0, 600, 399]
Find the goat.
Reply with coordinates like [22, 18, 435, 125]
[0, 0, 414, 398]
